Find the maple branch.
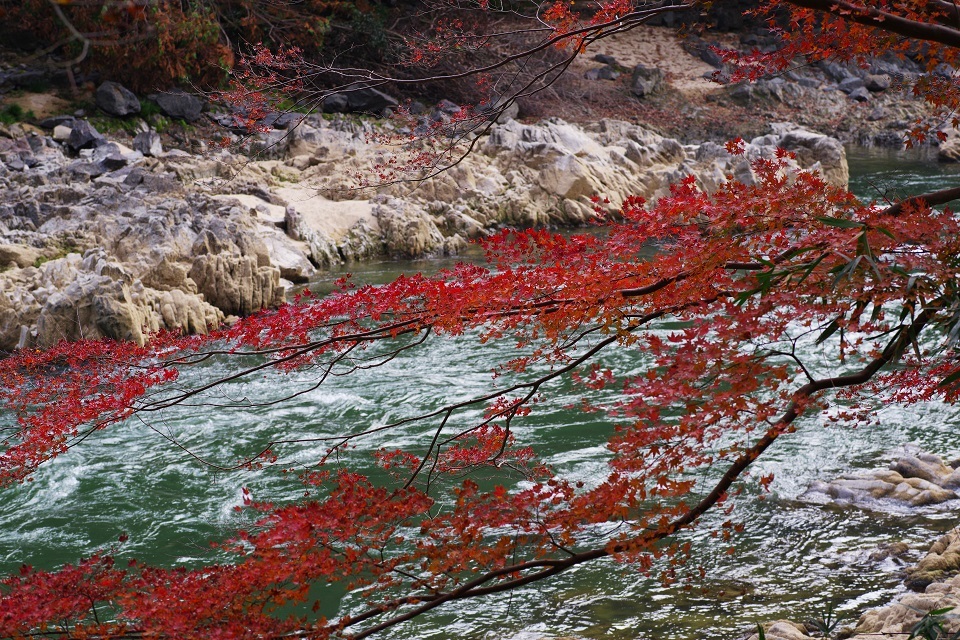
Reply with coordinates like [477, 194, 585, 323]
[300, 4, 694, 87]
[136, 320, 423, 412]
[883, 185, 960, 217]
[786, 0, 960, 48]
[340, 311, 933, 639]
[44, 0, 90, 66]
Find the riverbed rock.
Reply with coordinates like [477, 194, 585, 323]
[853, 530, 960, 638]
[805, 450, 960, 510]
[905, 529, 960, 591]
[745, 620, 814, 640]
[188, 253, 283, 317]
[2, 250, 224, 348]
[372, 195, 447, 258]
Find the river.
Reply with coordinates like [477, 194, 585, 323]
[2, 147, 960, 639]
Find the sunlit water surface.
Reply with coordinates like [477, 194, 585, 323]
[2, 147, 960, 639]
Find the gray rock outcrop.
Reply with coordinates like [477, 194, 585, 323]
[852, 529, 960, 637]
[0, 113, 848, 348]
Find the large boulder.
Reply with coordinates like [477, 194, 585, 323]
[856, 530, 960, 636]
[154, 89, 205, 122]
[630, 64, 665, 98]
[939, 130, 960, 162]
[865, 73, 892, 91]
[14, 250, 223, 348]
[372, 196, 448, 258]
[95, 81, 141, 117]
[905, 530, 960, 591]
[133, 131, 162, 157]
[745, 621, 814, 640]
[322, 85, 398, 115]
[65, 120, 106, 152]
[0, 243, 42, 268]
[751, 123, 849, 187]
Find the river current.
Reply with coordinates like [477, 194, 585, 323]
[2, 147, 960, 639]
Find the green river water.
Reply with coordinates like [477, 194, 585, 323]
[3, 146, 960, 639]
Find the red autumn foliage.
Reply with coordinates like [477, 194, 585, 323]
[3, 1, 960, 638]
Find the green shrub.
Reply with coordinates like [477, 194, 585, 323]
[0, 104, 36, 125]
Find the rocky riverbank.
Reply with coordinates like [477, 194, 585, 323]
[747, 450, 960, 640]
[749, 526, 960, 639]
[0, 114, 846, 351]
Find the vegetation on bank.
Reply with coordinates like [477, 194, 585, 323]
[0, 0, 396, 91]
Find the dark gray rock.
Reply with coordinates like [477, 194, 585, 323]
[321, 93, 350, 113]
[67, 161, 106, 180]
[274, 112, 302, 129]
[38, 115, 75, 130]
[66, 120, 106, 152]
[699, 45, 724, 68]
[726, 80, 800, 106]
[865, 73, 891, 91]
[345, 85, 398, 115]
[95, 81, 141, 117]
[849, 86, 871, 102]
[139, 172, 181, 193]
[1, 69, 46, 90]
[436, 99, 461, 115]
[838, 77, 865, 94]
[154, 90, 204, 122]
[210, 112, 248, 133]
[592, 53, 618, 65]
[98, 154, 128, 171]
[630, 64, 665, 98]
[873, 130, 905, 147]
[123, 168, 145, 186]
[820, 61, 855, 82]
[585, 66, 620, 81]
[133, 131, 163, 157]
[323, 85, 398, 116]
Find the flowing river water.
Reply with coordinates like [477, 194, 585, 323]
[2, 147, 960, 639]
